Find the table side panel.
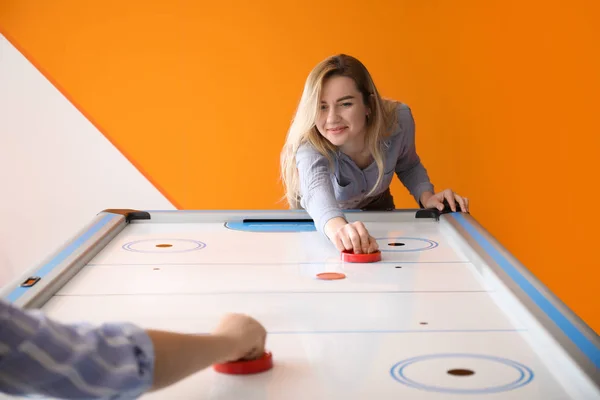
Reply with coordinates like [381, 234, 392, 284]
[1, 212, 126, 308]
[442, 212, 600, 392]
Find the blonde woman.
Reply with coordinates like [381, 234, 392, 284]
[280, 54, 469, 255]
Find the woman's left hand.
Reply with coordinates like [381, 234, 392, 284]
[422, 189, 469, 213]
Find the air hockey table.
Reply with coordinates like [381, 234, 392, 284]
[2, 208, 599, 399]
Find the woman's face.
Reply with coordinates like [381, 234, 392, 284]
[316, 75, 370, 150]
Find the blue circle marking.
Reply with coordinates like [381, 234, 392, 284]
[390, 353, 534, 394]
[376, 237, 439, 252]
[122, 239, 206, 253]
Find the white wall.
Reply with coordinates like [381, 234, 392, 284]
[0, 35, 176, 287]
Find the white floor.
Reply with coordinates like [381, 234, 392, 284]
[0, 34, 175, 289]
[18, 219, 599, 399]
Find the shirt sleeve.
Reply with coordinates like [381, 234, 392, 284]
[0, 299, 155, 399]
[295, 143, 345, 235]
[393, 104, 435, 206]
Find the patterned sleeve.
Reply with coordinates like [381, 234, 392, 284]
[0, 299, 155, 399]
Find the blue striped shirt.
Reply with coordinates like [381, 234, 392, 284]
[0, 299, 155, 399]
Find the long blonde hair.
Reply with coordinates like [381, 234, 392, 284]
[280, 54, 398, 208]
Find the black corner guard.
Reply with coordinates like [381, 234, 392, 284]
[101, 209, 151, 222]
[416, 199, 470, 220]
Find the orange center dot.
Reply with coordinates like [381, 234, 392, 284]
[156, 244, 172, 248]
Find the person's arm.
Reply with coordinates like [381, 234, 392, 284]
[393, 105, 468, 212]
[393, 105, 435, 206]
[295, 144, 346, 235]
[419, 191, 435, 208]
[322, 216, 348, 239]
[294, 145, 379, 253]
[148, 313, 266, 392]
[146, 332, 230, 392]
[0, 299, 154, 399]
[0, 300, 265, 399]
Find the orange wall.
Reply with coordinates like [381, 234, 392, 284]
[1, 1, 598, 332]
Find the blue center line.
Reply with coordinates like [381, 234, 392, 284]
[53, 290, 495, 297]
[85, 261, 471, 266]
[190, 328, 528, 335]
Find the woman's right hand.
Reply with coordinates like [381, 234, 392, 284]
[324, 217, 379, 254]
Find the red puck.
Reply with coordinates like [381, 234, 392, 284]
[316, 272, 346, 280]
[213, 351, 273, 375]
[341, 250, 382, 263]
